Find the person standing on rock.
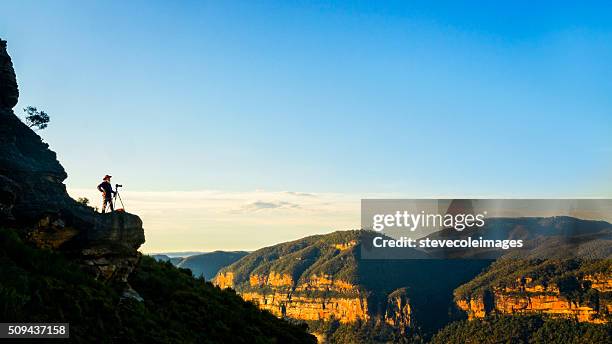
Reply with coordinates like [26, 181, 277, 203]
[97, 175, 116, 213]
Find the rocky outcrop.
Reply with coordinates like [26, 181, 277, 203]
[0, 39, 18, 109]
[334, 240, 357, 251]
[27, 210, 144, 282]
[215, 271, 235, 289]
[585, 274, 612, 292]
[250, 272, 294, 287]
[295, 274, 356, 292]
[456, 276, 612, 323]
[456, 298, 488, 319]
[384, 288, 412, 333]
[0, 38, 144, 284]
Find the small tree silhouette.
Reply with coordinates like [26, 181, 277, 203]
[23, 106, 50, 130]
[76, 197, 90, 206]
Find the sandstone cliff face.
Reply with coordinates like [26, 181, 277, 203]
[0, 38, 144, 284]
[217, 270, 416, 327]
[215, 271, 235, 289]
[456, 275, 612, 323]
[384, 288, 412, 333]
[218, 270, 369, 323]
[242, 292, 369, 324]
[250, 271, 294, 287]
[586, 274, 612, 292]
[213, 237, 416, 330]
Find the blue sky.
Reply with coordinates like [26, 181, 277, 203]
[2, 1, 612, 250]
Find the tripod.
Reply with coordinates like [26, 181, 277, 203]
[113, 184, 126, 211]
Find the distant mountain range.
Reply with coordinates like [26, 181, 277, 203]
[423, 216, 612, 259]
[150, 254, 186, 266]
[150, 251, 205, 258]
[151, 251, 249, 280]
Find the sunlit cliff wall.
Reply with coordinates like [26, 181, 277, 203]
[457, 275, 612, 323]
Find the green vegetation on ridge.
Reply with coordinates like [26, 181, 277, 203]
[220, 230, 363, 288]
[454, 258, 612, 304]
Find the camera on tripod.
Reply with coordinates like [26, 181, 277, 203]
[113, 184, 126, 211]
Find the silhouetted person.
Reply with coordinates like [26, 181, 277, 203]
[98, 175, 116, 213]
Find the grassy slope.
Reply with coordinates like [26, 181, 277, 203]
[0, 229, 315, 343]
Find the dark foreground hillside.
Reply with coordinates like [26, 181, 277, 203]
[0, 228, 315, 343]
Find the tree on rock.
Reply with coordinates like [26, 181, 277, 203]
[23, 106, 50, 130]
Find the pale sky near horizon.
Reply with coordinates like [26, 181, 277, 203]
[2, 1, 612, 251]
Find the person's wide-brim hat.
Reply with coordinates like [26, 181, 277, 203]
[103, 175, 112, 180]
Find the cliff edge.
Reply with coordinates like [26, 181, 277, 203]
[0, 38, 144, 284]
[0, 39, 315, 343]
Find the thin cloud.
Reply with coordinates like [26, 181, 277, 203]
[239, 200, 302, 213]
[285, 191, 317, 197]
